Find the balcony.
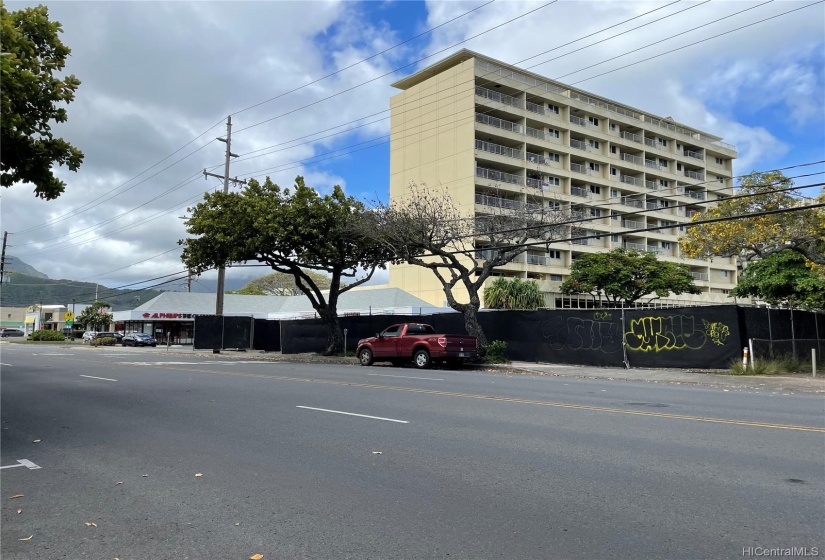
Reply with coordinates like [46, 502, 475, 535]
[525, 100, 545, 115]
[475, 112, 523, 134]
[645, 245, 660, 254]
[621, 131, 643, 143]
[570, 115, 587, 127]
[621, 153, 643, 165]
[624, 242, 646, 251]
[620, 174, 644, 187]
[686, 190, 705, 200]
[622, 219, 645, 229]
[526, 152, 553, 166]
[476, 166, 523, 185]
[526, 126, 557, 143]
[644, 159, 662, 169]
[571, 162, 587, 174]
[645, 180, 659, 190]
[684, 170, 704, 180]
[690, 271, 710, 281]
[475, 86, 521, 108]
[621, 197, 644, 209]
[570, 186, 590, 198]
[646, 201, 658, 210]
[686, 209, 701, 218]
[475, 139, 523, 160]
[684, 149, 703, 160]
[570, 138, 588, 151]
[475, 192, 522, 210]
[527, 253, 548, 266]
[644, 137, 656, 147]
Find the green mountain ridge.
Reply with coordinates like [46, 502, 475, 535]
[0, 272, 163, 310]
[4, 256, 49, 279]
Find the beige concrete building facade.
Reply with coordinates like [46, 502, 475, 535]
[387, 50, 739, 308]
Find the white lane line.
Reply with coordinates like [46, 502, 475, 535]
[0, 459, 41, 470]
[80, 375, 118, 382]
[0, 363, 11, 367]
[366, 373, 444, 381]
[118, 361, 201, 366]
[296, 406, 409, 424]
[41, 353, 73, 356]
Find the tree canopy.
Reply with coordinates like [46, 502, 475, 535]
[1, 4, 83, 200]
[77, 300, 112, 331]
[483, 277, 545, 310]
[731, 252, 825, 310]
[560, 248, 701, 305]
[366, 183, 571, 346]
[181, 176, 393, 355]
[229, 271, 341, 296]
[679, 171, 824, 265]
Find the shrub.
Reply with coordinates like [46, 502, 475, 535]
[482, 340, 508, 364]
[729, 355, 821, 375]
[91, 337, 116, 346]
[30, 329, 66, 341]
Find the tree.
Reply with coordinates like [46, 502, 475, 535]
[181, 176, 394, 355]
[77, 300, 112, 331]
[1, 4, 84, 200]
[680, 171, 825, 265]
[229, 270, 341, 296]
[730, 252, 825, 310]
[483, 277, 545, 310]
[367, 183, 571, 346]
[560, 248, 701, 305]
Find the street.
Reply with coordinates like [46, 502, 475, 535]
[1, 345, 823, 559]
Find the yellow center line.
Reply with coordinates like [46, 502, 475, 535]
[93, 359, 825, 433]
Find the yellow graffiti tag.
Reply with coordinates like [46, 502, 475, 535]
[624, 315, 712, 352]
[702, 320, 731, 346]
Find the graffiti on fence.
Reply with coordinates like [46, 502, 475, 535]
[625, 315, 731, 352]
[541, 316, 622, 353]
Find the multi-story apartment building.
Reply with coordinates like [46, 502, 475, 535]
[387, 50, 739, 308]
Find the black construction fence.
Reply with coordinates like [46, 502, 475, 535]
[192, 307, 823, 369]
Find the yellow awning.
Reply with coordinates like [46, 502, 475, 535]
[25, 317, 35, 324]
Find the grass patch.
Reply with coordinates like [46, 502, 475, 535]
[729, 355, 825, 375]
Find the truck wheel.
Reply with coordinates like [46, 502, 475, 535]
[413, 349, 431, 369]
[358, 348, 374, 366]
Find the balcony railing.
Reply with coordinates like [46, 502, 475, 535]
[477, 60, 566, 95]
[622, 219, 645, 229]
[620, 174, 644, 187]
[570, 115, 587, 127]
[684, 170, 704, 180]
[624, 242, 646, 251]
[475, 86, 520, 108]
[571, 186, 590, 198]
[645, 180, 659, 190]
[475, 139, 523, 160]
[525, 100, 545, 115]
[646, 201, 658, 210]
[475, 193, 522, 210]
[644, 137, 656, 147]
[621, 197, 644, 209]
[690, 271, 710, 281]
[476, 167, 523, 185]
[526, 152, 553, 166]
[570, 138, 588, 151]
[527, 254, 548, 266]
[621, 131, 643, 143]
[571, 162, 587, 175]
[526, 126, 557, 143]
[644, 159, 661, 169]
[646, 245, 660, 254]
[569, 91, 642, 120]
[475, 112, 523, 134]
[621, 153, 643, 165]
[687, 190, 705, 200]
[572, 236, 590, 246]
[526, 177, 545, 189]
[686, 209, 700, 218]
[684, 149, 703, 160]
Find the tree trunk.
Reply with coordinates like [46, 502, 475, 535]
[462, 305, 488, 347]
[319, 307, 343, 356]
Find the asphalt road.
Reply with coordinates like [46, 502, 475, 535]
[1, 345, 823, 560]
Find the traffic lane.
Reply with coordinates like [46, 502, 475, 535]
[3, 357, 822, 559]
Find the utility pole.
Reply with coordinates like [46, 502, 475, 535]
[203, 115, 247, 353]
[0, 231, 8, 285]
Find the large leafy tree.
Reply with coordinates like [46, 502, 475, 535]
[560, 248, 701, 305]
[76, 300, 112, 331]
[366, 183, 571, 346]
[181, 176, 393, 355]
[680, 171, 825, 265]
[483, 277, 545, 310]
[731, 252, 825, 310]
[1, 4, 83, 200]
[229, 271, 341, 296]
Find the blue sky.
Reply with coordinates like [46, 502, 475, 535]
[2, 0, 823, 290]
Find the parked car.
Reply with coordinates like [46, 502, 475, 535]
[93, 332, 124, 344]
[0, 328, 25, 338]
[122, 333, 157, 347]
[356, 323, 478, 369]
[82, 331, 98, 343]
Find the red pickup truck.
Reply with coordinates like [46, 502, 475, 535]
[356, 323, 478, 369]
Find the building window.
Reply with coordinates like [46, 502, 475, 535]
[548, 128, 560, 138]
[610, 123, 616, 131]
[611, 189, 620, 198]
[547, 152, 560, 162]
[659, 179, 668, 187]
[545, 176, 561, 186]
[550, 274, 563, 282]
[548, 250, 561, 259]
[610, 145, 617, 154]
[610, 167, 618, 176]
[588, 116, 599, 126]
[661, 241, 671, 249]
[677, 163, 683, 171]
[611, 211, 619, 221]
[717, 175, 724, 183]
[589, 162, 600, 172]
[720, 270, 729, 278]
[548, 200, 561, 210]
[589, 185, 601, 194]
[611, 234, 620, 242]
[658, 138, 668, 147]
[715, 157, 723, 164]
[589, 208, 601, 217]
[658, 158, 668, 168]
[589, 139, 600, 149]
[659, 200, 670, 208]
[548, 104, 560, 114]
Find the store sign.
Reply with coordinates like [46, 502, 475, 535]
[141, 313, 194, 319]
